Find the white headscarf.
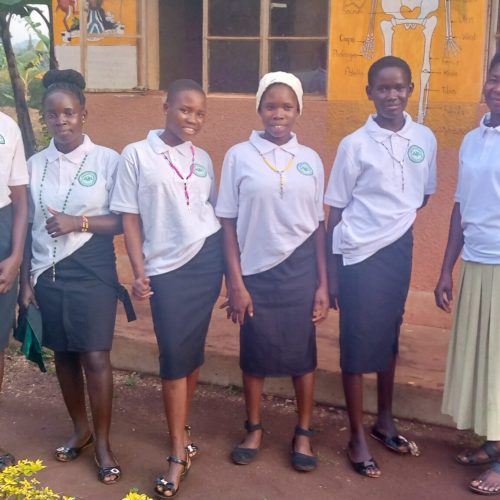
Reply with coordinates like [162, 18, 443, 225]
[255, 72, 304, 115]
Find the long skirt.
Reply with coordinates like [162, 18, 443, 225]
[240, 235, 317, 377]
[0, 204, 16, 350]
[35, 235, 118, 352]
[149, 231, 224, 380]
[338, 228, 413, 374]
[442, 260, 500, 440]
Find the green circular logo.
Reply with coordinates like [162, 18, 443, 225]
[408, 145, 425, 163]
[78, 171, 97, 187]
[297, 162, 313, 176]
[193, 164, 207, 177]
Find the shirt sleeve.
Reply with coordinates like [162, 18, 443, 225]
[424, 132, 437, 195]
[26, 157, 34, 223]
[324, 139, 359, 208]
[215, 148, 239, 218]
[109, 149, 140, 214]
[313, 152, 325, 221]
[206, 156, 218, 207]
[8, 123, 29, 186]
[454, 137, 466, 203]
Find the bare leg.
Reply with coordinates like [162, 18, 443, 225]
[160, 376, 189, 494]
[374, 355, 400, 437]
[54, 351, 92, 449]
[184, 368, 199, 447]
[0, 349, 4, 393]
[237, 373, 264, 449]
[80, 351, 116, 473]
[292, 372, 315, 455]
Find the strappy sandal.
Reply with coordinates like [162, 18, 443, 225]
[154, 455, 191, 498]
[55, 434, 94, 462]
[94, 455, 121, 484]
[346, 444, 381, 478]
[457, 441, 500, 466]
[469, 461, 500, 495]
[184, 425, 199, 460]
[0, 451, 15, 471]
[230, 421, 263, 465]
[370, 426, 420, 456]
[291, 426, 318, 472]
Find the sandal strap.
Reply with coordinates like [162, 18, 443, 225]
[156, 475, 175, 490]
[294, 425, 316, 437]
[483, 442, 500, 460]
[167, 455, 188, 467]
[491, 461, 500, 473]
[184, 424, 192, 435]
[244, 420, 263, 432]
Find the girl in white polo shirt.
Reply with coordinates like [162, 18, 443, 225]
[19, 69, 123, 484]
[325, 56, 436, 478]
[110, 79, 223, 498]
[0, 111, 28, 470]
[435, 53, 500, 496]
[216, 72, 329, 472]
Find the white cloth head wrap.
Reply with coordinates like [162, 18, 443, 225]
[256, 72, 303, 115]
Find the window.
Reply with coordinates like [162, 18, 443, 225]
[159, 0, 329, 95]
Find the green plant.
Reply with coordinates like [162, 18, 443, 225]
[124, 372, 141, 386]
[0, 459, 74, 499]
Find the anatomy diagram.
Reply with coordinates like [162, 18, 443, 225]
[361, 0, 459, 123]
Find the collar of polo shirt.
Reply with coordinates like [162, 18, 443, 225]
[480, 113, 500, 134]
[147, 129, 193, 157]
[365, 112, 413, 143]
[46, 134, 94, 164]
[249, 130, 299, 155]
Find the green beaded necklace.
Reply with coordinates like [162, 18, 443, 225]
[39, 154, 88, 281]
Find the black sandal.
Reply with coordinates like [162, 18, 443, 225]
[457, 441, 500, 466]
[184, 425, 199, 460]
[55, 434, 94, 462]
[291, 426, 317, 472]
[230, 421, 263, 465]
[346, 444, 381, 478]
[154, 455, 191, 498]
[0, 451, 15, 471]
[94, 455, 121, 484]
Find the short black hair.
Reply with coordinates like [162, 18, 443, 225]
[42, 69, 86, 106]
[166, 79, 204, 103]
[367, 56, 412, 86]
[489, 53, 500, 74]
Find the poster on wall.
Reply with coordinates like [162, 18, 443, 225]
[329, 0, 486, 127]
[53, 0, 136, 45]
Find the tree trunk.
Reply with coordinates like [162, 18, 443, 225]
[47, 4, 58, 69]
[0, 12, 37, 158]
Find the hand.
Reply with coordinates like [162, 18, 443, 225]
[0, 256, 20, 294]
[312, 285, 329, 324]
[18, 281, 38, 309]
[132, 276, 153, 300]
[223, 285, 253, 325]
[434, 272, 453, 312]
[45, 207, 80, 238]
[328, 268, 340, 310]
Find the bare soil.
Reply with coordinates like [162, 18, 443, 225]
[1, 350, 478, 500]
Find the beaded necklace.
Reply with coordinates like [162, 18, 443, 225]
[378, 137, 410, 192]
[252, 144, 295, 198]
[163, 145, 196, 211]
[39, 154, 88, 281]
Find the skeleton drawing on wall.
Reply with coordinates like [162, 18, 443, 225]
[361, 0, 460, 123]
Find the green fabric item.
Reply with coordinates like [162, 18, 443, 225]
[14, 304, 46, 372]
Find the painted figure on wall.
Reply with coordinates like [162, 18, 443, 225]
[361, 0, 459, 123]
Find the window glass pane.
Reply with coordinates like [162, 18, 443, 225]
[270, 41, 327, 94]
[209, 0, 260, 36]
[270, 0, 328, 37]
[159, 0, 203, 89]
[209, 41, 259, 92]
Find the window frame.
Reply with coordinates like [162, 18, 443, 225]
[486, 0, 500, 74]
[201, 0, 330, 96]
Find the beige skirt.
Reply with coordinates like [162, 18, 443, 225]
[442, 260, 500, 439]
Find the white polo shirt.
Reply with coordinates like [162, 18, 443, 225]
[456, 113, 500, 264]
[215, 130, 325, 276]
[28, 135, 120, 284]
[110, 130, 220, 277]
[325, 113, 437, 265]
[0, 112, 29, 209]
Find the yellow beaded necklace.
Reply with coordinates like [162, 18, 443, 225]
[253, 145, 295, 198]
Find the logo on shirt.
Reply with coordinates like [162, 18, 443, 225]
[297, 162, 313, 176]
[78, 171, 97, 187]
[408, 145, 425, 163]
[0, 135, 5, 144]
[193, 164, 207, 177]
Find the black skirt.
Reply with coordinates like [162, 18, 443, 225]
[35, 235, 118, 352]
[149, 230, 224, 380]
[240, 235, 317, 377]
[0, 204, 16, 350]
[338, 228, 413, 374]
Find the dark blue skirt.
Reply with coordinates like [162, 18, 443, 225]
[149, 230, 224, 380]
[338, 228, 413, 374]
[240, 235, 317, 377]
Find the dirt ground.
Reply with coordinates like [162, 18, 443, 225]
[0, 350, 480, 500]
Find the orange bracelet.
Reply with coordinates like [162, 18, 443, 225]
[81, 215, 89, 232]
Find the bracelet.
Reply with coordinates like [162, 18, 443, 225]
[81, 215, 89, 233]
